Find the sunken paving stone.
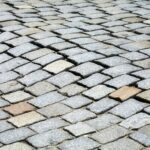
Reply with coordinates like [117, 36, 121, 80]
[109, 99, 148, 118]
[27, 129, 73, 148]
[91, 125, 129, 144]
[0, 0, 150, 149]
[8, 111, 45, 127]
[109, 86, 142, 101]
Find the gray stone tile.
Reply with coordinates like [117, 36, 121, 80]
[29, 91, 66, 108]
[28, 129, 72, 148]
[58, 137, 99, 150]
[86, 114, 122, 130]
[38, 103, 72, 118]
[83, 85, 115, 100]
[88, 97, 119, 114]
[109, 99, 148, 118]
[78, 73, 110, 87]
[62, 109, 96, 123]
[30, 117, 68, 133]
[70, 62, 103, 77]
[48, 71, 80, 88]
[0, 127, 35, 144]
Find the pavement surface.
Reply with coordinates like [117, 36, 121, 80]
[0, 0, 150, 149]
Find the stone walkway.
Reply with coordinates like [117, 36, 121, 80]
[0, 0, 150, 149]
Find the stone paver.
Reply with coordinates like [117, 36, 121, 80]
[0, 0, 150, 149]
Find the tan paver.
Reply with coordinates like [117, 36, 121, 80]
[109, 86, 142, 101]
[8, 111, 45, 127]
[4, 102, 35, 115]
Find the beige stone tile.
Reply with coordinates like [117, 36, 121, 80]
[8, 111, 45, 127]
[109, 86, 141, 101]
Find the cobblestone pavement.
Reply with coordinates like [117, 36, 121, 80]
[0, 0, 150, 149]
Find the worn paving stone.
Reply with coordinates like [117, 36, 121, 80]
[65, 122, 95, 136]
[0, 109, 9, 120]
[2, 91, 32, 103]
[83, 85, 115, 100]
[58, 137, 99, 150]
[70, 62, 103, 77]
[8, 43, 38, 56]
[96, 56, 130, 67]
[91, 125, 129, 144]
[44, 60, 73, 74]
[109, 99, 148, 118]
[8, 111, 45, 127]
[34, 53, 62, 66]
[62, 109, 96, 123]
[78, 73, 110, 87]
[120, 52, 148, 61]
[29, 91, 66, 108]
[27, 129, 72, 148]
[30, 117, 68, 133]
[109, 86, 142, 101]
[25, 81, 56, 96]
[0, 127, 34, 144]
[0, 98, 9, 107]
[69, 52, 104, 64]
[132, 69, 150, 79]
[48, 71, 80, 88]
[38, 103, 72, 118]
[120, 113, 150, 129]
[19, 70, 50, 86]
[59, 84, 86, 96]
[88, 97, 119, 114]
[23, 48, 52, 60]
[0, 120, 14, 133]
[102, 64, 141, 77]
[0, 81, 23, 94]
[130, 125, 150, 146]
[62, 95, 92, 109]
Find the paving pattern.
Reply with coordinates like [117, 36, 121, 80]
[0, 0, 150, 149]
